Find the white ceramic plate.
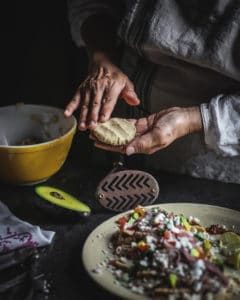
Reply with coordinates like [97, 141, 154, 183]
[82, 203, 240, 300]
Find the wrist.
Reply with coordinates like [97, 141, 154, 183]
[88, 48, 121, 67]
[186, 106, 203, 134]
[81, 14, 122, 65]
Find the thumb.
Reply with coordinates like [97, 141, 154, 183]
[126, 131, 157, 155]
[121, 79, 140, 106]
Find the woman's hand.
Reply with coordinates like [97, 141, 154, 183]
[64, 53, 140, 131]
[92, 106, 203, 154]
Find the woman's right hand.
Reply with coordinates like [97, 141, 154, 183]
[64, 52, 140, 131]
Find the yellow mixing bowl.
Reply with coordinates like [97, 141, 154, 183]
[0, 104, 77, 185]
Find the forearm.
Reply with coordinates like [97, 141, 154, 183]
[187, 106, 203, 134]
[81, 14, 122, 63]
[172, 106, 203, 139]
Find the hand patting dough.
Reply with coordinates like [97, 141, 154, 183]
[93, 118, 136, 146]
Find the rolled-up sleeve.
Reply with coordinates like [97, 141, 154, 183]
[200, 94, 240, 157]
[67, 0, 123, 47]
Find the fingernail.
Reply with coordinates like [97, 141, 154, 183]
[79, 122, 86, 130]
[126, 146, 135, 156]
[128, 89, 137, 96]
[100, 114, 106, 122]
[90, 120, 97, 128]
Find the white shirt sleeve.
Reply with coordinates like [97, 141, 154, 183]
[200, 94, 240, 157]
[67, 0, 122, 47]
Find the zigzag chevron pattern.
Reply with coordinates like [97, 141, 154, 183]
[96, 170, 159, 212]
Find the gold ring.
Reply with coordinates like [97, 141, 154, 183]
[82, 105, 88, 109]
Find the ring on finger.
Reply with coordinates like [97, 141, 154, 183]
[81, 104, 88, 109]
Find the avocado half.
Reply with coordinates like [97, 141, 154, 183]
[35, 186, 91, 219]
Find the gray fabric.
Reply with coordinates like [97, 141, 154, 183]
[118, 0, 240, 81]
[201, 95, 240, 156]
[67, 0, 240, 183]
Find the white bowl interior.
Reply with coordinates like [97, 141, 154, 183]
[0, 104, 75, 146]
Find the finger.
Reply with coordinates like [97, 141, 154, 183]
[64, 89, 81, 117]
[126, 130, 159, 155]
[88, 82, 106, 129]
[78, 89, 91, 131]
[99, 82, 123, 122]
[96, 66, 104, 79]
[121, 79, 140, 106]
[132, 117, 152, 135]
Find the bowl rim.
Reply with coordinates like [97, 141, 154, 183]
[0, 104, 77, 149]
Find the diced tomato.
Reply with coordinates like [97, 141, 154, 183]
[168, 241, 176, 246]
[138, 243, 149, 251]
[117, 216, 127, 230]
[137, 240, 149, 251]
[199, 252, 205, 259]
[164, 230, 171, 239]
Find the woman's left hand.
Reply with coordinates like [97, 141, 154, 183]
[91, 106, 203, 155]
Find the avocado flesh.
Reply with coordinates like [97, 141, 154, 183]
[35, 186, 91, 214]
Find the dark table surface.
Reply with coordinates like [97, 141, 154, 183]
[1, 142, 240, 300]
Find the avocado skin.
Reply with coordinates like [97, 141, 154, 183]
[34, 185, 91, 221]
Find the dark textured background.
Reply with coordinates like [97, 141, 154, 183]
[3, 0, 87, 107]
